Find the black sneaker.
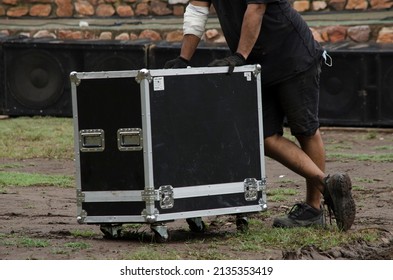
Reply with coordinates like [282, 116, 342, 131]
[323, 173, 356, 231]
[273, 203, 324, 228]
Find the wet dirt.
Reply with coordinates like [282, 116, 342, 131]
[0, 128, 392, 260]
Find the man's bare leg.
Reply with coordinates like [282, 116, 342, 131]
[264, 132, 325, 209]
[296, 129, 326, 210]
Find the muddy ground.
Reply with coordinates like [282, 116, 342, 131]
[0, 128, 392, 260]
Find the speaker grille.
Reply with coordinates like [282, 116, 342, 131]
[7, 49, 65, 109]
[318, 43, 393, 127]
[2, 38, 84, 116]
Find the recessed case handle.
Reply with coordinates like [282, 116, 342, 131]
[117, 128, 143, 151]
[79, 129, 105, 152]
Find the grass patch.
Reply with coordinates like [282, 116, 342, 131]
[0, 239, 17, 246]
[0, 163, 24, 169]
[19, 237, 50, 248]
[352, 185, 365, 191]
[268, 188, 298, 202]
[0, 171, 74, 188]
[374, 145, 393, 151]
[355, 177, 374, 184]
[0, 116, 74, 159]
[64, 242, 90, 250]
[325, 144, 353, 151]
[228, 220, 379, 252]
[365, 131, 377, 140]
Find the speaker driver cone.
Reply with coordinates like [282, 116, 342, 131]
[7, 50, 64, 109]
[319, 59, 359, 115]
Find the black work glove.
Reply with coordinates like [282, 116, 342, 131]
[208, 52, 246, 74]
[164, 56, 189, 69]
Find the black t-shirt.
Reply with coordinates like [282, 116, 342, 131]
[199, 0, 323, 85]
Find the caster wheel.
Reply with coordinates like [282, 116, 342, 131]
[236, 215, 249, 232]
[100, 224, 123, 239]
[151, 223, 169, 243]
[186, 217, 206, 233]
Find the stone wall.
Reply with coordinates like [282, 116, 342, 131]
[0, 0, 393, 44]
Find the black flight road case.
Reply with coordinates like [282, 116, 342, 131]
[70, 65, 267, 241]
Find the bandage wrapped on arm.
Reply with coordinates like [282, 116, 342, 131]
[183, 3, 210, 38]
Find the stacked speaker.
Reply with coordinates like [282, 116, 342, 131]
[0, 37, 148, 117]
[319, 43, 393, 127]
[0, 37, 392, 127]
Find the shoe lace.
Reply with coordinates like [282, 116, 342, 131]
[287, 203, 307, 218]
[288, 203, 326, 226]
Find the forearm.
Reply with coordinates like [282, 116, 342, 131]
[180, 34, 201, 61]
[180, 1, 210, 61]
[236, 4, 266, 59]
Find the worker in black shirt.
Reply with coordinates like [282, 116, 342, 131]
[165, 0, 355, 232]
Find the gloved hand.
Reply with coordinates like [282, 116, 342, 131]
[208, 52, 246, 74]
[164, 56, 189, 69]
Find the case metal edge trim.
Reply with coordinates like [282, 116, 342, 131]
[255, 66, 267, 210]
[82, 190, 143, 202]
[70, 70, 140, 81]
[70, 74, 84, 223]
[155, 205, 267, 222]
[80, 181, 263, 202]
[139, 69, 157, 219]
[79, 204, 266, 224]
[146, 64, 260, 77]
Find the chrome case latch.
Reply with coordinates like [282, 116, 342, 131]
[158, 185, 174, 209]
[244, 178, 259, 201]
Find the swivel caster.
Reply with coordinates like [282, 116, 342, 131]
[186, 217, 206, 233]
[100, 224, 123, 239]
[151, 223, 169, 243]
[236, 215, 249, 232]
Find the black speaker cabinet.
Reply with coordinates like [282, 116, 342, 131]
[377, 45, 393, 127]
[0, 38, 149, 117]
[319, 43, 393, 127]
[2, 37, 84, 117]
[0, 35, 7, 115]
[147, 41, 232, 69]
[319, 45, 368, 126]
[82, 39, 148, 71]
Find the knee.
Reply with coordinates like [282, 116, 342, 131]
[264, 134, 277, 146]
[264, 134, 280, 157]
[296, 129, 322, 145]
